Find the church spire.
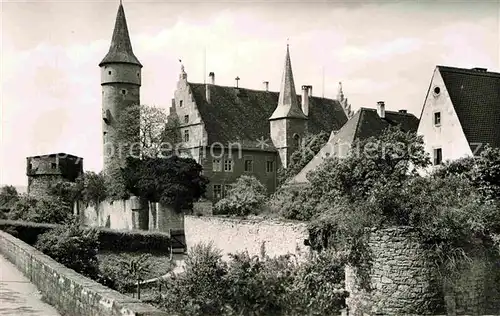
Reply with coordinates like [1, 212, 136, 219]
[99, 2, 142, 67]
[269, 44, 307, 120]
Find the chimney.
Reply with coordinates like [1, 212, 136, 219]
[399, 109, 407, 114]
[206, 72, 214, 103]
[301, 85, 310, 116]
[377, 101, 385, 118]
[263, 81, 269, 91]
[472, 67, 487, 72]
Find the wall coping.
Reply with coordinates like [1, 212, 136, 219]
[0, 230, 172, 316]
[185, 214, 308, 227]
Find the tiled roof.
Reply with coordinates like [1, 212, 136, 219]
[188, 83, 348, 149]
[290, 107, 419, 183]
[99, 4, 142, 67]
[437, 66, 500, 152]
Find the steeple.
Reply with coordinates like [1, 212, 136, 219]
[269, 44, 307, 120]
[99, 2, 142, 67]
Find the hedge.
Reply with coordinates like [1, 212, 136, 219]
[0, 219, 172, 253]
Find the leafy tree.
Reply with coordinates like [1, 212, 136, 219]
[277, 131, 330, 186]
[0, 185, 19, 217]
[74, 171, 108, 206]
[8, 194, 73, 224]
[268, 184, 321, 221]
[122, 156, 208, 212]
[35, 222, 100, 279]
[213, 176, 267, 216]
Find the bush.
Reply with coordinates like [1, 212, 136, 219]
[160, 243, 347, 316]
[0, 219, 172, 253]
[268, 183, 321, 221]
[213, 176, 267, 216]
[8, 194, 73, 224]
[35, 222, 100, 279]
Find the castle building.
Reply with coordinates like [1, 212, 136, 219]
[290, 103, 419, 184]
[417, 66, 500, 171]
[100, 2, 142, 175]
[168, 45, 351, 201]
[26, 153, 83, 198]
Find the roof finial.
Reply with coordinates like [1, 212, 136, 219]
[120, 0, 122, 5]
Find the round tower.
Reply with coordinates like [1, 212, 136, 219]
[100, 2, 142, 174]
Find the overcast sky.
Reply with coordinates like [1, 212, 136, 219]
[1, 0, 499, 186]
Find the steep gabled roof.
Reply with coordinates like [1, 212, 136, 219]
[290, 107, 419, 183]
[99, 3, 142, 67]
[188, 83, 348, 148]
[437, 66, 500, 152]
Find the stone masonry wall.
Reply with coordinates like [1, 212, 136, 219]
[184, 215, 310, 261]
[0, 230, 169, 316]
[345, 226, 444, 315]
[28, 175, 62, 199]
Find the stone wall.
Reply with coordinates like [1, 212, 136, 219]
[27, 175, 62, 199]
[345, 227, 444, 315]
[0, 230, 169, 316]
[345, 226, 500, 316]
[184, 215, 310, 261]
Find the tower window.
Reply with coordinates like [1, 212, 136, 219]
[433, 148, 443, 165]
[179, 100, 183, 107]
[184, 129, 190, 142]
[121, 89, 127, 95]
[184, 115, 189, 124]
[293, 134, 301, 147]
[137, 72, 140, 77]
[434, 112, 441, 126]
[108, 71, 112, 75]
[51, 163, 57, 169]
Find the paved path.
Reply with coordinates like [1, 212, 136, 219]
[0, 254, 60, 315]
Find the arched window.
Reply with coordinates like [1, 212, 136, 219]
[293, 133, 301, 147]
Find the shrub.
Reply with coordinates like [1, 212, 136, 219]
[213, 176, 267, 216]
[35, 222, 100, 279]
[161, 242, 229, 316]
[0, 220, 56, 244]
[268, 183, 321, 221]
[8, 194, 73, 224]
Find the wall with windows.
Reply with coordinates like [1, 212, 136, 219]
[199, 147, 278, 201]
[417, 68, 472, 173]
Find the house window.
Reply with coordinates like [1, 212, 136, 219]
[224, 159, 233, 172]
[266, 161, 274, 173]
[433, 86, 441, 96]
[51, 163, 57, 169]
[244, 158, 253, 172]
[213, 184, 222, 200]
[224, 184, 232, 197]
[433, 148, 442, 165]
[293, 134, 300, 147]
[179, 100, 183, 107]
[108, 71, 111, 75]
[184, 130, 189, 142]
[184, 115, 189, 124]
[434, 112, 441, 126]
[212, 159, 222, 172]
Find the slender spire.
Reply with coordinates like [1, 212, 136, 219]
[99, 2, 142, 67]
[269, 44, 307, 120]
[338, 81, 344, 101]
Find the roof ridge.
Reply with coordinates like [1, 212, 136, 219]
[188, 82, 339, 102]
[437, 65, 500, 78]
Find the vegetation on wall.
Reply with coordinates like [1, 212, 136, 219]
[272, 126, 500, 300]
[213, 175, 267, 216]
[277, 131, 330, 186]
[159, 242, 347, 316]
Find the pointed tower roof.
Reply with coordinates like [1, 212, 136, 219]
[269, 45, 307, 120]
[99, 2, 142, 67]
